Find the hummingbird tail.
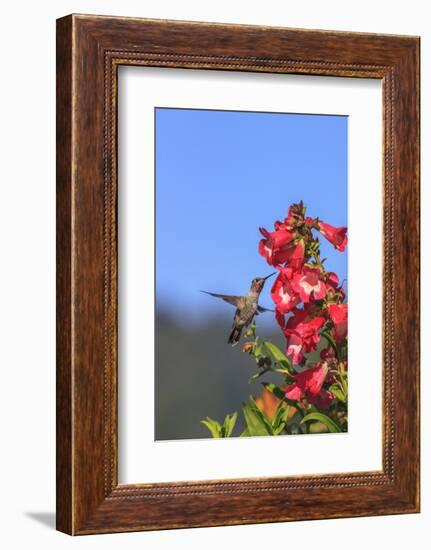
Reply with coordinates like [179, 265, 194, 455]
[228, 326, 242, 346]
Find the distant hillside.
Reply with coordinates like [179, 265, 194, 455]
[155, 310, 284, 440]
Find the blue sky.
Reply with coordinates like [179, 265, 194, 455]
[155, 108, 347, 325]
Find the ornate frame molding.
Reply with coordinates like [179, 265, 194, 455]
[57, 15, 419, 534]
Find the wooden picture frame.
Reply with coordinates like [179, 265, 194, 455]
[56, 14, 420, 535]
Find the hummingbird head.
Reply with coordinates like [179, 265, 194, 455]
[250, 272, 276, 293]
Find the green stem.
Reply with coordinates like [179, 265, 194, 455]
[321, 331, 340, 360]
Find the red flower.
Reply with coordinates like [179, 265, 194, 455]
[291, 265, 326, 303]
[271, 266, 300, 316]
[283, 206, 302, 230]
[317, 220, 347, 252]
[325, 272, 346, 301]
[258, 226, 295, 266]
[285, 363, 329, 401]
[274, 219, 290, 231]
[328, 303, 348, 342]
[284, 331, 304, 364]
[283, 313, 325, 364]
[284, 305, 310, 328]
[256, 203, 347, 413]
[284, 374, 304, 400]
[325, 272, 339, 290]
[275, 308, 286, 329]
[308, 389, 335, 409]
[286, 240, 305, 271]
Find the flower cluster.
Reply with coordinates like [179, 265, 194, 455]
[258, 202, 348, 410]
[201, 201, 348, 438]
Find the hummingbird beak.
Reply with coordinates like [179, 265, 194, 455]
[263, 272, 277, 281]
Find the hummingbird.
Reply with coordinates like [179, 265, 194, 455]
[201, 272, 276, 345]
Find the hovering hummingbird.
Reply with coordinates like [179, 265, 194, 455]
[201, 272, 276, 345]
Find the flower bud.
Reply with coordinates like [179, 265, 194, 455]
[256, 356, 266, 367]
[305, 216, 315, 228]
[242, 342, 254, 354]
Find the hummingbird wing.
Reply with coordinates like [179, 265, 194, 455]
[200, 290, 242, 307]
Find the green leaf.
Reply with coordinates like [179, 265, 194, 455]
[263, 383, 296, 406]
[222, 412, 237, 437]
[339, 343, 348, 361]
[300, 412, 341, 433]
[328, 384, 346, 403]
[242, 399, 273, 436]
[254, 337, 264, 358]
[308, 421, 329, 434]
[272, 403, 291, 430]
[201, 418, 222, 438]
[339, 361, 347, 377]
[263, 382, 288, 401]
[263, 341, 295, 373]
[273, 424, 287, 435]
[271, 404, 286, 429]
[270, 404, 291, 435]
[249, 396, 274, 430]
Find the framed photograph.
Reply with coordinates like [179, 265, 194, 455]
[56, 14, 420, 535]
